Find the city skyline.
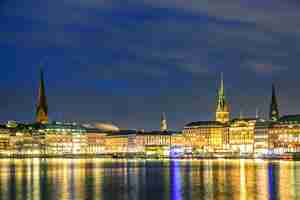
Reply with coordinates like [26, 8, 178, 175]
[1, 0, 300, 130]
[1, 1, 300, 200]
[0, 66, 295, 131]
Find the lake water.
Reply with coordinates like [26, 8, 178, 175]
[0, 158, 299, 200]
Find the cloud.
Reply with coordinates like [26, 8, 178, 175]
[0, 0, 300, 128]
[246, 62, 286, 75]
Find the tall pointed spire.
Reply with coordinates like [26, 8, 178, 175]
[220, 72, 224, 97]
[269, 84, 279, 121]
[160, 112, 168, 132]
[216, 73, 230, 123]
[36, 67, 49, 124]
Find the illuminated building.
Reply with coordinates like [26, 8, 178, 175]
[171, 133, 185, 148]
[267, 85, 300, 155]
[41, 122, 87, 155]
[36, 68, 49, 124]
[0, 125, 10, 155]
[253, 121, 270, 155]
[184, 121, 228, 153]
[229, 118, 255, 154]
[183, 75, 230, 153]
[4, 68, 300, 158]
[85, 128, 106, 154]
[229, 118, 268, 154]
[104, 130, 138, 154]
[136, 131, 173, 157]
[8, 123, 41, 156]
[269, 115, 300, 154]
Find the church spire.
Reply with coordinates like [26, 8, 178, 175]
[216, 73, 230, 123]
[270, 84, 279, 122]
[160, 112, 168, 132]
[36, 67, 49, 124]
[217, 73, 226, 111]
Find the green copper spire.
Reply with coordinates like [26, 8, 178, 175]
[217, 73, 226, 111]
[216, 73, 229, 123]
[270, 84, 279, 121]
[36, 67, 49, 124]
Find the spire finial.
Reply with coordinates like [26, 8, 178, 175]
[220, 72, 224, 96]
[160, 112, 167, 132]
[256, 107, 259, 118]
[239, 110, 243, 119]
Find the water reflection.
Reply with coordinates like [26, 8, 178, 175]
[0, 159, 300, 200]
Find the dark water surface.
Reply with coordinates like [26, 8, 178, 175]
[0, 159, 299, 200]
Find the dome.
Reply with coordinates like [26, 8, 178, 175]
[94, 123, 120, 132]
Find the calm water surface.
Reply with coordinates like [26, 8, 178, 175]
[0, 158, 299, 200]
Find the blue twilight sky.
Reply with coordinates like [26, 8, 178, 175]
[0, 0, 300, 130]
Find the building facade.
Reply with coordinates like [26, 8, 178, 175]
[269, 115, 300, 154]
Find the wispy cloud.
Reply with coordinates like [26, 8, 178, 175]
[246, 62, 286, 75]
[0, 0, 300, 128]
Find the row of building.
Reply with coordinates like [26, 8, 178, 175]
[0, 69, 300, 158]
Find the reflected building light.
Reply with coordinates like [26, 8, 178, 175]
[268, 163, 278, 200]
[93, 160, 102, 200]
[294, 162, 300, 199]
[15, 160, 25, 200]
[255, 161, 268, 200]
[240, 160, 246, 200]
[279, 161, 293, 200]
[217, 159, 226, 196]
[32, 158, 40, 200]
[26, 159, 33, 200]
[73, 160, 86, 200]
[204, 160, 213, 200]
[171, 160, 182, 200]
[61, 160, 70, 200]
[0, 160, 10, 200]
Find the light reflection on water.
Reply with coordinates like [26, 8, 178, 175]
[0, 159, 299, 200]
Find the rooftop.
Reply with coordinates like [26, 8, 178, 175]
[278, 115, 300, 123]
[185, 121, 225, 128]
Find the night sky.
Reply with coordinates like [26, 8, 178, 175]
[1, 0, 300, 130]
